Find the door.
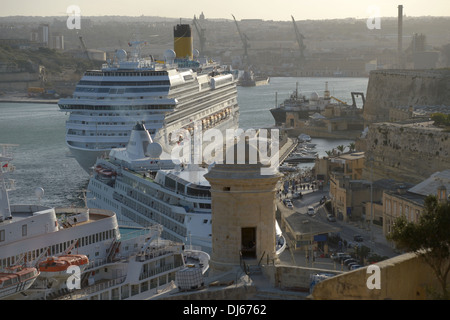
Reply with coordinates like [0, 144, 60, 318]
[241, 227, 256, 259]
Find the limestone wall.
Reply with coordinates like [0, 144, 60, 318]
[363, 69, 450, 123]
[357, 122, 450, 183]
[311, 252, 447, 300]
[262, 265, 342, 291]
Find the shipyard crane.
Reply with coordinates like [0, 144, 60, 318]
[291, 16, 306, 68]
[78, 35, 91, 61]
[193, 15, 206, 55]
[232, 14, 250, 66]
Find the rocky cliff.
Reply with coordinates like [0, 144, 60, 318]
[363, 69, 450, 123]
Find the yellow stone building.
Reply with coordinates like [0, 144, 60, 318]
[382, 170, 450, 237]
[204, 146, 282, 275]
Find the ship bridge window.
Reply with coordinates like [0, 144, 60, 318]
[78, 80, 170, 86]
[164, 176, 176, 191]
[177, 181, 186, 194]
[186, 185, 210, 198]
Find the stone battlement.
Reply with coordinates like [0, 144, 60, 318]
[363, 69, 450, 124]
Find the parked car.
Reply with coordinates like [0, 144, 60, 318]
[307, 206, 315, 216]
[327, 214, 336, 222]
[343, 258, 358, 266]
[350, 264, 362, 270]
[331, 252, 349, 262]
[348, 262, 359, 270]
[286, 202, 294, 209]
[335, 254, 352, 263]
[354, 235, 363, 242]
[292, 192, 302, 199]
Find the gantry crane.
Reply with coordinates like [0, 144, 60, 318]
[193, 15, 206, 55]
[232, 14, 250, 66]
[78, 35, 91, 61]
[291, 15, 306, 68]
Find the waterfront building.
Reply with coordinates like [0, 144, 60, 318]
[382, 169, 450, 236]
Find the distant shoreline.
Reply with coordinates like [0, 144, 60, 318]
[0, 97, 58, 104]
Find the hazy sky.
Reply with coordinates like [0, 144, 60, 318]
[1, 0, 449, 20]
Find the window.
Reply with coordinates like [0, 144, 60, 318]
[0, 230, 4, 242]
[22, 224, 27, 237]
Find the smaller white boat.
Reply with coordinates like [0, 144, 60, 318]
[298, 142, 316, 149]
[285, 153, 316, 163]
[298, 134, 312, 142]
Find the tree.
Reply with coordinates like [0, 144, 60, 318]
[388, 195, 450, 299]
[354, 245, 371, 263]
[336, 145, 346, 154]
[348, 142, 356, 152]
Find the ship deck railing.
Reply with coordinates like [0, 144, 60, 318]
[55, 275, 127, 300]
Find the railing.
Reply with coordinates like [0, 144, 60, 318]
[138, 263, 181, 281]
[57, 276, 127, 300]
[239, 251, 249, 275]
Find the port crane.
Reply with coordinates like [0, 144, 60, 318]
[193, 15, 206, 55]
[291, 15, 306, 68]
[78, 35, 91, 61]
[232, 14, 250, 66]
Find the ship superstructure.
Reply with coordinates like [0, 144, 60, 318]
[59, 24, 239, 173]
[86, 123, 286, 254]
[0, 144, 209, 300]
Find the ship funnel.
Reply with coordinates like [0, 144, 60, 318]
[174, 24, 193, 60]
[125, 122, 163, 160]
[126, 122, 154, 159]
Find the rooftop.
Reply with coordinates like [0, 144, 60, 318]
[408, 169, 450, 197]
[285, 213, 340, 237]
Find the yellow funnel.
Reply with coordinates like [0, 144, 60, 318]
[174, 24, 193, 60]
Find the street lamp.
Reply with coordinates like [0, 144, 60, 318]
[369, 156, 374, 244]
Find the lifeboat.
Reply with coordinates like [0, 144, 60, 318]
[0, 266, 40, 299]
[99, 169, 116, 177]
[38, 254, 89, 279]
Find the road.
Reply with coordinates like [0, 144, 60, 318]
[283, 185, 398, 259]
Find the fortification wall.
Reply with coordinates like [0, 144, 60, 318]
[356, 122, 450, 184]
[311, 252, 447, 300]
[363, 69, 450, 123]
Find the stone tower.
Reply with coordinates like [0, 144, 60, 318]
[204, 143, 282, 274]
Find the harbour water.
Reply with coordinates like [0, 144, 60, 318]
[0, 77, 368, 207]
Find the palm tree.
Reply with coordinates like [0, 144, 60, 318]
[336, 145, 345, 154]
[348, 142, 356, 152]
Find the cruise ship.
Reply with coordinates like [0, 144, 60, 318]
[86, 122, 287, 254]
[58, 24, 239, 173]
[0, 144, 209, 300]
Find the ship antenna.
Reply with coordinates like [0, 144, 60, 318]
[79, 189, 95, 209]
[34, 187, 44, 206]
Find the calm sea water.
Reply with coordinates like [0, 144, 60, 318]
[0, 77, 368, 207]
